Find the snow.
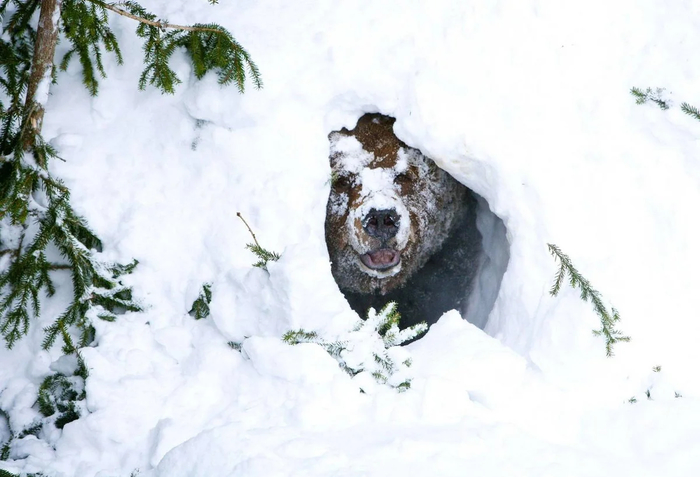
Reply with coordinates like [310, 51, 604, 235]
[466, 195, 510, 329]
[2, 0, 700, 475]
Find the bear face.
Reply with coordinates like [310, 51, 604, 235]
[325, 114, 478, 314]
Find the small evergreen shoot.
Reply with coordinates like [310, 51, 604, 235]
[237, 212, 281, 270]
[547, 244, 630, 357]
[681, 102, 700, 122]
[245, 243, 281, 270]
[630, 87, 670, 110]
[283, 302, 427, 391]
[631, 86, 700, 127]
[188, 283, 212, 320]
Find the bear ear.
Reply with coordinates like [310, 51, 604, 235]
[394, 170, 413, 186]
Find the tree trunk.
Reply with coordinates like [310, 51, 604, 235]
[23, 0, 63, 155]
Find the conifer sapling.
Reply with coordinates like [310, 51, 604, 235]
[0, 0, 261, 459]
[237, 212, 281, 270]
[284, 302, 427, 391]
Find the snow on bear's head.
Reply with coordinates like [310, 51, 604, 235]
[325, 113, 469, 295]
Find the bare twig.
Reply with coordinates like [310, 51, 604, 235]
[236, 212, 260, 248]
[89, 0, 225, 34]
[48, 264, 71, 270]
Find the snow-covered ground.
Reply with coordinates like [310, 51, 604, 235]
[2, 0, 700, 475]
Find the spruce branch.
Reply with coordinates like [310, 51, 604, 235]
[188, 282, 212, 320]
[547, 243, 630, 357]
[681, 102, 700, 122]
[630, 86, 649, 105]
[0, 159, 142, 349]
[630, 86, 670, 110]
[59, 0, 123, 96]
[282, 329, 319, 344]
[83, 0, 263, 94]
[37, 372, 83, 429]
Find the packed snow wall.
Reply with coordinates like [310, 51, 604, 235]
[466, 194, 509, 329]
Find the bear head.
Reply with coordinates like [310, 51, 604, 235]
[325, 113, 470, 296]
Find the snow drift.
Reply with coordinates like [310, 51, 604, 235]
[2, 0, 700, 475]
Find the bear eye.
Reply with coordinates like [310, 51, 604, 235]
[394, 172, 411, 185]
[333, 174, 352, 190]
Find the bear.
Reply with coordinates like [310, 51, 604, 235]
[325, 113, 483, 329]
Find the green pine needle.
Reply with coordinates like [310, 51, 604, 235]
[188, 282, 212, 320]
[283, 301, 425, 390]
[681, 102, 700, 122]
[630, 86, 669, 110]
[547, 243, 630, 357]
[282, 329, 319, 344]
[2, 0, 265, 97]
[237, 212, 281, 271]
[112, 1, 262, 95]
[59, 0, 123, 96]
[245, 243, 281, 270]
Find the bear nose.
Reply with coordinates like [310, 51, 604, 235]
[364, 208, 400, 240]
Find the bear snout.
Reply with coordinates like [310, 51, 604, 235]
[363, 208, 400, 242]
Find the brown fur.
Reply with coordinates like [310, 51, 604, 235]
[325, 114, 473, 300]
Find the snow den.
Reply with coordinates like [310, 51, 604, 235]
[325, 114, 509, 330]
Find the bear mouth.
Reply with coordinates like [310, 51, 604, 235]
[360, 249, 401, 270]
